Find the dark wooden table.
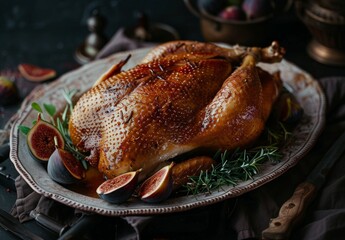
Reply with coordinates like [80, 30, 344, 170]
[1, 1, 345, 239]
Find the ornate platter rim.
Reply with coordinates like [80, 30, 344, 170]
[10, 46, 326, 216]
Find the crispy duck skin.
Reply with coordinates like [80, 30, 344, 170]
[69, 41, 284, 180]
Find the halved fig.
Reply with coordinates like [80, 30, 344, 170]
[18, 63, 56, 82]
[138, 163, 174, 203]
[47, 141, 85, 185]
[96, 169, 141, 204]
[27, 114, 64, 163]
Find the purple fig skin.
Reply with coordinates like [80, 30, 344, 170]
[276, 92, 304, 124]
[218, 6, 246, 21]
[0, 76, 18, 106]
[139, 164, 174, 203]
[47, 148, 84, 185]
[242, 0, 272, 20]
[285, 107, 303, 124]
[96, 170, 140, 204]
[141, 175, 173, 203]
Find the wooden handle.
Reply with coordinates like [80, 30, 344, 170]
[262, 182, 316, 240]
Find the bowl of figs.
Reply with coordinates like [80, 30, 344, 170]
[184, 0, 292, 46]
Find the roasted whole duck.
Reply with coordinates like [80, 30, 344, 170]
[69, 41, 285, 180]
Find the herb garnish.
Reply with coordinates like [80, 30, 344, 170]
[19, 89, 87, 169]
[184, 122, 290, 195]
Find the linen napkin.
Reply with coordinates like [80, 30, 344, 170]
[94, 28, 156, 60]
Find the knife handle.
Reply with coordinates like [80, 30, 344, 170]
[262, 182, 316, 240]
[30, 210, 69, 236]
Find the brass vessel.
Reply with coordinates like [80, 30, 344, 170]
[184, 0, 274, 46]
[296, 0, 345, 66]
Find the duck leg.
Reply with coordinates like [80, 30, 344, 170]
[193, 53, 282, 149]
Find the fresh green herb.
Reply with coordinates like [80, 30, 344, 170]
[185, 146, 282, 195]
[58, 89, 88, 169]
[18, 88, 87, 169]
[31, 102, 43, 113]
[62, 89, 78, 115]
[184, 121, 290, 196]
[43, 103, 56, 116]
[266, 122, 291, 145]
[18, 125, 31, 135]
[43, 103, 56, 125]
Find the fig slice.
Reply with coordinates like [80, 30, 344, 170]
[138, 162, 174, 203]
[27, 114, 64, 163]
[47, 139, 86, 185]
[18, 63, 56, 82]
[96, 169, 141, 204]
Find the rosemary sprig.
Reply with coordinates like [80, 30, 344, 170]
[266, 121, 291, 145]
[57, 89, 88, 169]
[184, 122, 289, 196]
[185, 146, 281, 195]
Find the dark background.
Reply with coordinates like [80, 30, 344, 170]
[1, 0, 345, 77]
[0, 0, 201, 74]
[1, 0, 345, 126]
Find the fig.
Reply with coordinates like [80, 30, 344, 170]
[18, 63, 56, 82]
[242, 0, 272, 20]
[0, 76, 19, 106]
[27, 114, 64, 163]
[218, 6, 246, 20]
[277, 92, 304, 124]
[47, 142, 86, 185]
[138, 163, 174, 203]
[96, 169, 141, 204]
[272, 90, 304, 125]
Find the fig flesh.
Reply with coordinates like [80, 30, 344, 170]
[138, 163, 174, 203]
[27, 114, 64, 163]
[18, 63, 56, 82]
[47, 146, 85, 185]
[96, 169, 141, 204]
